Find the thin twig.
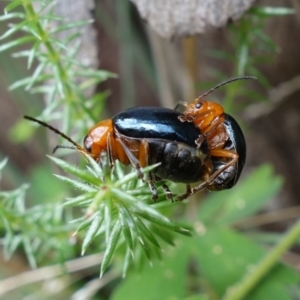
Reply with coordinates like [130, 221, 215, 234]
[0, 253, 103, 296]
[233, 205, 300, 229]
[243, 75, 300, 120]
[71, 270, 119, 300]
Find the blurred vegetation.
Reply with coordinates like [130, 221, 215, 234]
[0, 1, 299, 300]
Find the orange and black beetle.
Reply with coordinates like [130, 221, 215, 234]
[177, 76, 254, 197]
[25, 107, 210, 201]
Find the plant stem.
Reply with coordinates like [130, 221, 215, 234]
[24, 2, 71, 91]
[22, 0, 75, 130]
[222, 218, 300, 300]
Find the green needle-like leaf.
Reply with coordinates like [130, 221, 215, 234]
[100, 221, 122, 277]
[151, 226, 176, 246]
[133, 208, 191, 236]
[9, 74, 51, 90]
[83, 153, 104, 179]
[25, 62, 47, 90]
[0, 12, 25, 21]
[49, 156, 101, 186]
[6, 235, 22, 259]
[54, 174, 96, 192]
[28, 41, 41, 69]
[0, 35, 35, 52]
[50, 19, 94, 33]
[114, 163, 160, 187]
[0, 157, 8, 173]
[74, 216, 95, 235]
[118, 205, 134, 252]
[116, 201, 142, 251]
[249, 6, 294, 16]
[63, 193, 95, 207]
[23, 235, 37, 268]
[0, 20, 28, 40]
[138, 237, 152, 262]
[82, 213, 103, 255]
[4, 0, 23, 13]
[74, 69, 117, 80]
[134, 216, 160, 249]
[122, 247, 132, 278]
[110, 187, 139, 204]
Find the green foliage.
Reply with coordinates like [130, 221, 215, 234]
[201, 6, 295, 114]
[49, 154, 190, 277]
[0, 158, 76, 268]
[0, 0, 115, 142]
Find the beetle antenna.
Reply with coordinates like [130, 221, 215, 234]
[52, 145, 77, 154]
[197, 76, 257, 100]
[24, 115, 86, 153]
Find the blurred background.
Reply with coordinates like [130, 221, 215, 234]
[1, 0, 300, 298]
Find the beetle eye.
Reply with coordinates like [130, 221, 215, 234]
[83, 135, 92, 152]
[195, 103, 202, 109]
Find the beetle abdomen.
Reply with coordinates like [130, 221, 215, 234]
[208, 114, 246, 190]
[148, 139, 208, 183]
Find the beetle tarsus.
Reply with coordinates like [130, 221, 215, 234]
[195, 135, 205, 148]
[148, 181, 158, 201]
[136, 167, 144, 180]
[176, 184, 192, 201]
[162, 183, 173, 202]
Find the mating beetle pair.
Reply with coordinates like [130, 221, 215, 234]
[25, 76, 252, 201]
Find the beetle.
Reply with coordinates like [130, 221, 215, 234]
[176, 76, 254, 198]
[183, 113, 246, 199]
[25, 107, 212, 201]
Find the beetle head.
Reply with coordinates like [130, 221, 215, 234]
[83, 119, 114, 160]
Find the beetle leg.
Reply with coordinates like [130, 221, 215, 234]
[106, 133, 114, 168]
[180, 110, 226, 140]
[162, 183, 173, 202]
[147, 176, 173, 202]
[195, 135, 205, 148]
[209, 149, 238, 183]
[151, 175, 174, 202]
[138, 139, 149, 169]
[205, 123, 228, 149]
[140, 139, 168, 201]
[180, 150, 238, 198]
[176, 184, 192, 201]
[106, 133, 116, 179]
[179, 108, 215, 123]
[147, 171, 158, 201]
[190, 182, 207, 197]
[179, 181, 209, 201]
[116, 138, 144, 179]
[148, 182, 158, 201]
[176, 156, 213, 200]
[178, 114, 196, 123]
[200, 114, 223, 136]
